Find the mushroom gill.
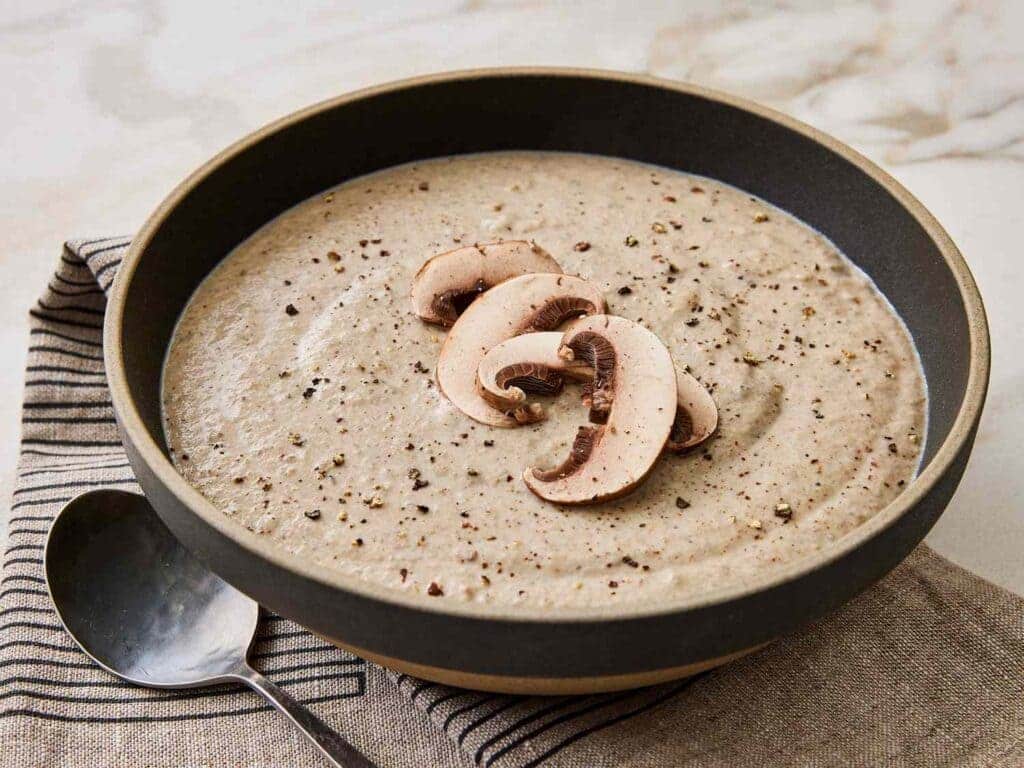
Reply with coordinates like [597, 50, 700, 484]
[561, 330, 617, 423]
[521, 296, 599, 334]
[530, 426, 603, 482]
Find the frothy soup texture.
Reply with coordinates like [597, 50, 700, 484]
[162, 152, 926, 609]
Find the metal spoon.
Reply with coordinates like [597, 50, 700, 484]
[44, 489, 378, 768]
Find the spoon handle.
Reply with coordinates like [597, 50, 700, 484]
[234, 664, 379, 768]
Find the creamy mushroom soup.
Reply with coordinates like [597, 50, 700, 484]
[162, 152, 926, 609]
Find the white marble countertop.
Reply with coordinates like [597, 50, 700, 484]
[2, 0, 1021, 594]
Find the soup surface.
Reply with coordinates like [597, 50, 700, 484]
[162, 151, 926, 608]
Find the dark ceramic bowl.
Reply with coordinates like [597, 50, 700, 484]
[105, 68, 989, 694]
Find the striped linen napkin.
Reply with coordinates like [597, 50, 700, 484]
[1, 239, 1022, 768]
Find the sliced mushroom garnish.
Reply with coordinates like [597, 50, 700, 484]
[437, 273, 606, 427]
[479, 330, 718, 447]
[411, 240, 562, 326]
[523, 315, 678, 504]
[476, 332, 592, 423]
[664, 370, 718, 451]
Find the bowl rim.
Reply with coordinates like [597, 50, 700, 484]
[105, 66, 990, 624]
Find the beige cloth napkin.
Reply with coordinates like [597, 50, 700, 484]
[1, 239, 1021, 768]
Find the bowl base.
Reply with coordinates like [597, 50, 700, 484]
[318, 634, 767, 694]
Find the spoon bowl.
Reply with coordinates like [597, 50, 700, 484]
[45, 489, 377, 768]
[45, 489, 257, 688]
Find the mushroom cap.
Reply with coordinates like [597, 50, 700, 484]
[665, 369, 719, 451]
[476, 332, 592, 423]
[523, 315, 678, 505]
[411, 240, 562, 326]
[478, 331, 718, 447]
[437, 273, 606, 427]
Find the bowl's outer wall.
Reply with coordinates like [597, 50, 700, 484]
[116, 73, 976, 678]
[127, 428, 975, 677]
